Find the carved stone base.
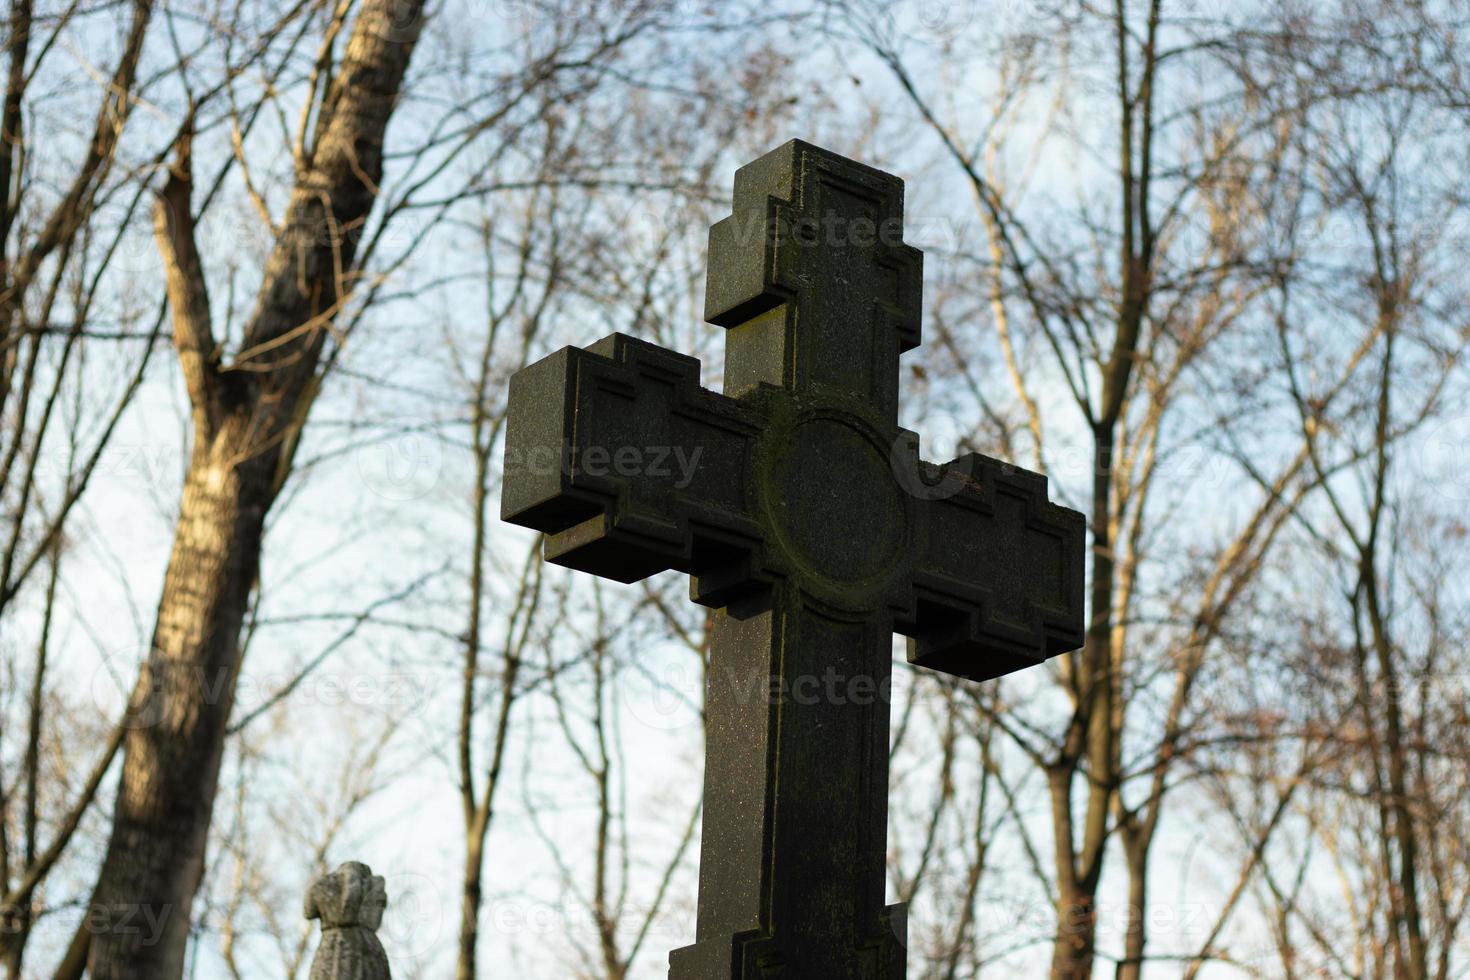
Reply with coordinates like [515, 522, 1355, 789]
[668, 904, 907, 979]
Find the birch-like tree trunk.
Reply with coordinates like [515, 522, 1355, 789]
[82, 3, 426, 975]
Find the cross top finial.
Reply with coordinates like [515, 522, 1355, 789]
[705, 140, 923, 422]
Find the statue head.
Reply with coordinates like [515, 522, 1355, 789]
[304, 861, 388, 931]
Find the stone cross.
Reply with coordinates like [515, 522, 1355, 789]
[305, 862, 391, 980]
[502, 140, 1085, 978]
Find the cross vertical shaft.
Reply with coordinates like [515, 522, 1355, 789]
[672, 590, 904, 978]
[670, 141, 925, 978]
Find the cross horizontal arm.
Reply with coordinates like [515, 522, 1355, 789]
[501, 333, 763, 584]
[902, 452, 1086, 681]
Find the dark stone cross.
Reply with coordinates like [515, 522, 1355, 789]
[501, 140, 1085, 978]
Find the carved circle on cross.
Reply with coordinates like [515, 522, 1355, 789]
[753, 402, 916, 612]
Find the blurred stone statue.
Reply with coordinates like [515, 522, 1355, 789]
[305, 861, 391, 980]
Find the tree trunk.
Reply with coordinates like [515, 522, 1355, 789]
[1117, 828, 1149, 980]
[85, 444, 269, 977]
[457, 831, 485, 980]
[83, 2, 425, 975]
[1052, 889, 1098, 980]
[1049, 427, 1121, 980]
[1360, 326, 1427, 980]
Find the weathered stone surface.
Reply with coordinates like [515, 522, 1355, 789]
[502, 139, 1086, 978]
[305, 862, 390, 980]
